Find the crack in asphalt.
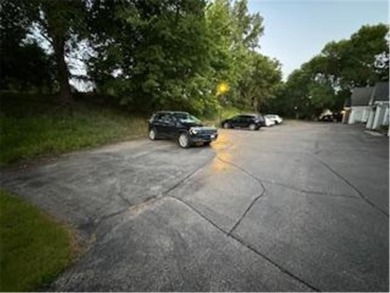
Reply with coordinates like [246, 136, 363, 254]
[96, 208, 129, 224]
[113, 179, 132, 206]
[228, 233, 320, 292]
[227, 190, 266, 235]
[161, 153, 216, 197]
[96, 152, 216, 228]
[212, 156, 322, 290]
[215, 155, 360, 235]
[90, 143, 384, 291]
[218, 154, 367, 200]
[216, 156, 266, 191]
[261, 179, 360, 200]
[215, 156, 267, 235]
[169, 195, 320, 292]
[312, 155, 389, 218]
[91, 148, 321, 291]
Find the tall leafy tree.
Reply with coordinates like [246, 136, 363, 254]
[238, 53, 282, 112]
[205, 0, 271, 110]
[88, 0, 212, 113]
[2, 0, 88, 104]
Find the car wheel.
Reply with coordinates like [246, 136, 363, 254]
[178, 133, 191, 148]
[149, 128, 158, 140]
[223, 122, 230, 129]
[249, 123, 256, 131]
[204, 141, 211, 146]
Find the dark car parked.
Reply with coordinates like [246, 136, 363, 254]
[319, 112, 343, 122]
[148, 111, 218, 148]
[221, 114, 262, 130]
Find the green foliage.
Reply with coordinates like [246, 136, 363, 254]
[0, 93, 147, 165]
[200, 106, 241, 126]
[0, 1, 54, 91]
[270, 23, 389, 119]
[237, 53, 282, 111]
[1, 0, 282, 116]
[0, 41, 55, 91]
[1, 0, 89, 103]
[0, 189, 74, 291]
[86, 0, 279, 115]
[204, 0, 282, 112]
[88, 0, 213, 114]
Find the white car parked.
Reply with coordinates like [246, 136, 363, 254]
[265, 114, 283, 125]
[264, 116, 276, 127]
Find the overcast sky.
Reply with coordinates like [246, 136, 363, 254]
[248, 0, 389, 80]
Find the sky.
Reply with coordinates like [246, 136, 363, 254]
[247, 0, 389, 80]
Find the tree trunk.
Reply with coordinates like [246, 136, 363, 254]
[52, 35, 73, 106]
[43, 1, 73, 106]
[253, 98, 259, 113]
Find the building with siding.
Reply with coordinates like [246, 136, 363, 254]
[344, 87, 373, 124]
[366, 82, 389, 130]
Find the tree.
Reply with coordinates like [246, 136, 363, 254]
[205, 0, 267, 110]
[272, 23, 389, 119]
[87, 0, 213, 114]
[0, 1, 54, 91]
[2, 0, 88, 104]
[35, 1, 88, 104]
[237, 53, 282, 112]
[319, 24, 389, 89]
[0, 41, 54, 91]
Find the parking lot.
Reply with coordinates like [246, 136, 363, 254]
[1, 121, 388, 291]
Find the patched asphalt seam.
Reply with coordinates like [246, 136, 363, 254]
[313, 155, 389, 218]
[169, 195, 319, 292]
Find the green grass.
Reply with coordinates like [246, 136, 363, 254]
[0, 93, 148, 165]
[0, 93, 244, 165]
[0, 189, 75, 291]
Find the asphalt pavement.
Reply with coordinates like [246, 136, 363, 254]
[1, 121, 388, 291]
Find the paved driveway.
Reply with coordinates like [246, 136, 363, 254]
[1, 121, 388, 291]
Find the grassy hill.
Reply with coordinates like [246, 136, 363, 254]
[0, 93, 148, 166]
[0, 92, 243, 166]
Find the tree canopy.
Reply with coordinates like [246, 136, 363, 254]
[268, 23, 389, 119]
[3, 0, 384, 119]
[1, 0, 282, 115]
